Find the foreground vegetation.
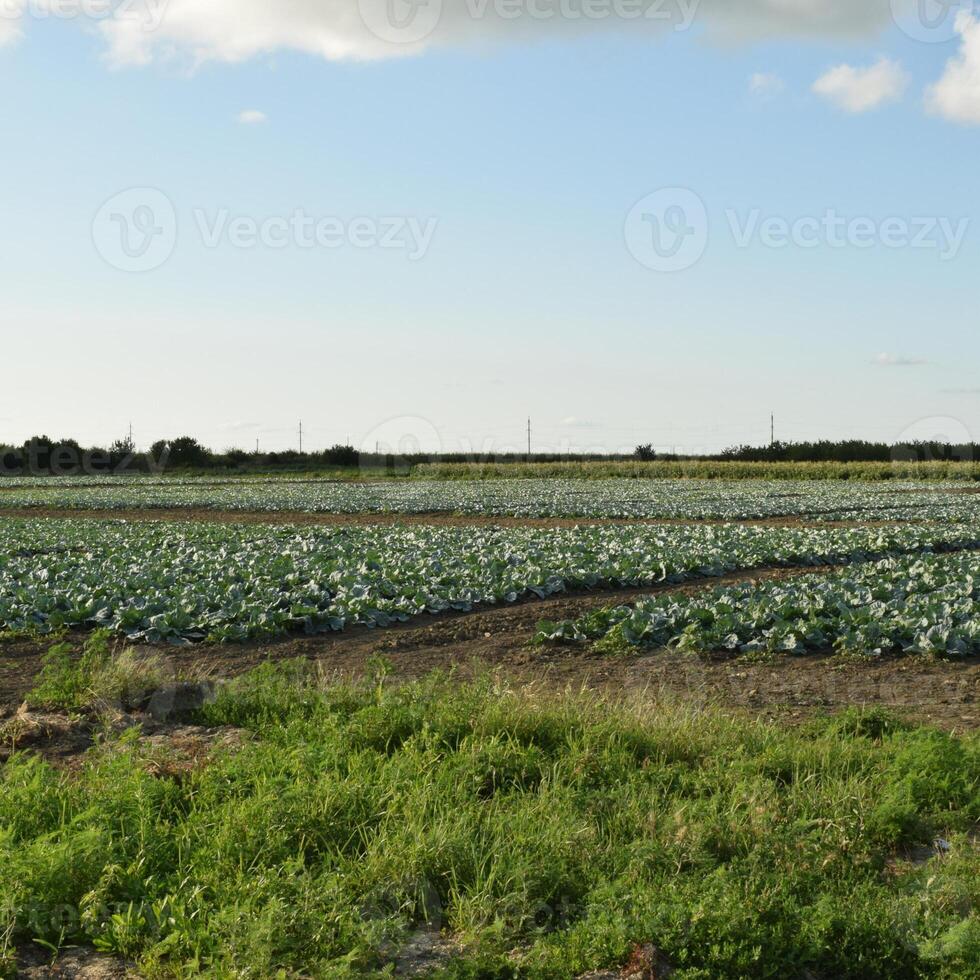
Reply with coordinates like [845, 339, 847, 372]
[2, 664, 977, 978]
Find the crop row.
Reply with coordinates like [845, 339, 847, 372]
[536, 551, 980, 658]
[3, 478, 980, 522]
[416, 459, 980, 481]
[1, 519, 979, 642]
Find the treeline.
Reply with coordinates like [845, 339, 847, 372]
[0, 436, 367, 475]
[0, 436, 638, 476]
[0, 435, 974, 475]
[714, 440, 978, 464]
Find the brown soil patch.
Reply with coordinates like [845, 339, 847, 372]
[15, 946, 138, 979]
[0, 703, 245, 768]
[0, 506, 908, 529]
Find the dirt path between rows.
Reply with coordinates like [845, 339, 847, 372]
[3, 564, 977, 733]
[0, 506, 911, 529]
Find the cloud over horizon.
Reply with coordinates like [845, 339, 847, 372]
[873, 353, 928, 367]
[926, 12, 980, 125]
[0, 0, 911, 67]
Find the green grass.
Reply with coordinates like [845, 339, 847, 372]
[23, 631, 170, 713]
[413, 460, 980, 481]
[1, 664, 978, 978]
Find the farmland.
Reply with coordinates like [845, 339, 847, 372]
[2, 472, 979, 978]
[4, 475, 980, 522]
[0, 518, 978, 643]
[537, 551, 980, 658]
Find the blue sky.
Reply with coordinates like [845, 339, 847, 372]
[2, 1, 980, 454]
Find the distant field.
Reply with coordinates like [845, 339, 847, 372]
[3, 476, 980, 522]
[4, 460, 980, 485]
[414, 460, 980, 480]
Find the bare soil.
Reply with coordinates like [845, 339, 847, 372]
[15, 946, 138, 979]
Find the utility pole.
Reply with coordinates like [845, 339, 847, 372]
[299, 421, 303, 454]
[127, 421, 134, 449]
[255, 437, 259, 455]
[527, 417, 531, 462]
[770, 413, 775, 448]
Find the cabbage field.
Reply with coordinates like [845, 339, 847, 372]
[2, 518, 979, 643]
[4, 476, 980, 522]
[5, 480, 980, 977]
[537, 551, 980, 658]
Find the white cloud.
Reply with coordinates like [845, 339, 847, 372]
[748, 72, 784, 98]
[0, 1, 25, 47]
[0, 23, 21, 47]
[238, 109, 267, 124]
[88, 0, 904, 68]
[873, 353, 927, 367]
[926, 12, 980, 125]
[812, 57, 909, 113]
